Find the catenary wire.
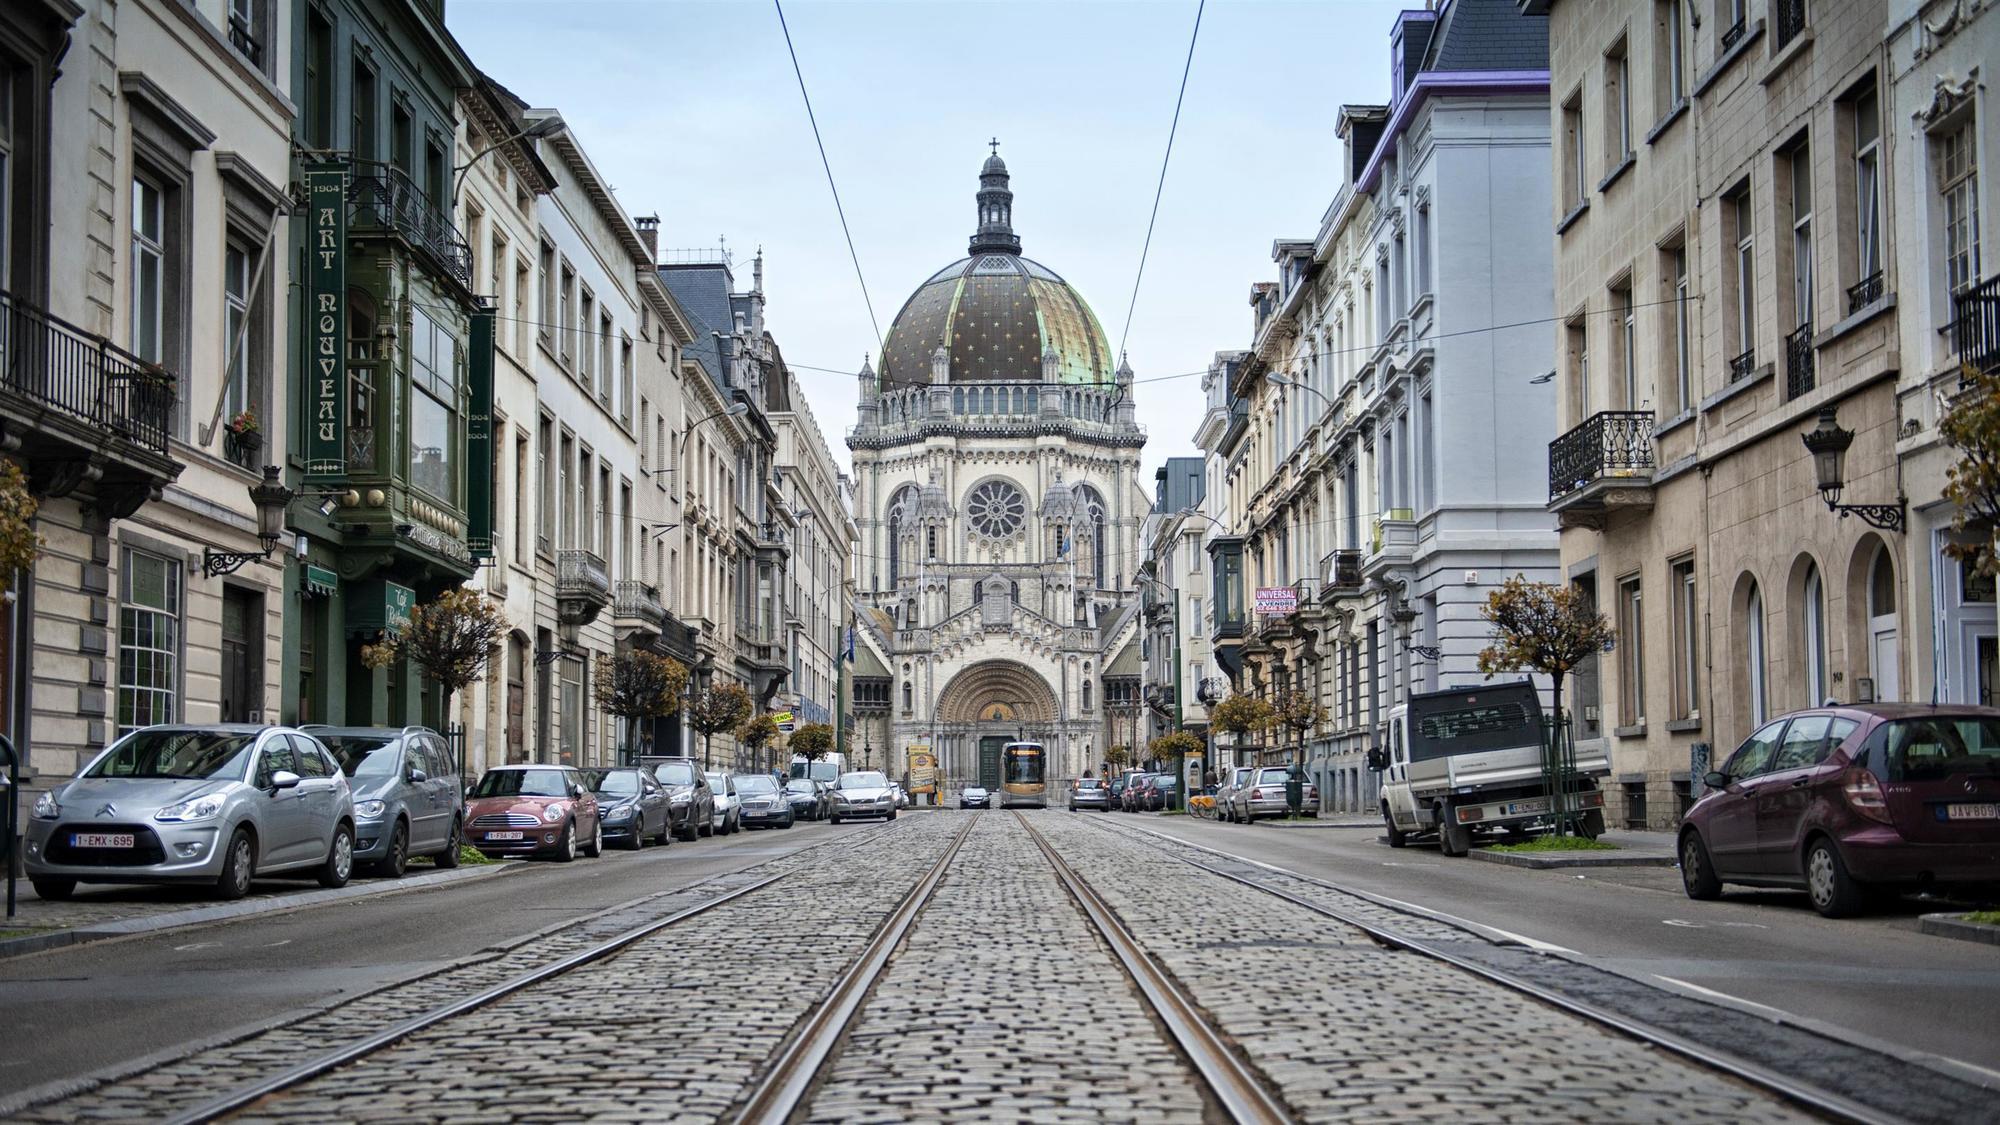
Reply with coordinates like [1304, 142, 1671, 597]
[773, 0, 884, 352]
[1115, 0, 1205, 366]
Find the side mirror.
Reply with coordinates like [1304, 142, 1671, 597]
[407, 768, 428, 784]
[270, 770, 302, 791]
[1365, 748, 1388, 772]
[569, 783, 584, 799]
[1703, 770, 1730, 790]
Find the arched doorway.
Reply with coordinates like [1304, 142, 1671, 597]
[1868, 545, 1899, 702]
[936, 660, 1060, 790]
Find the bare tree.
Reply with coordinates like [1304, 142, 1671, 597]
[686, 682, 752, 768]
[361, 587, 508, 745]
[593, 650, 689, 762]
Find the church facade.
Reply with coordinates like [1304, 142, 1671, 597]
[847, 153, 1148, 791]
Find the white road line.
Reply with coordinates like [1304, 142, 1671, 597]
[1652, 976, 1791, 1018]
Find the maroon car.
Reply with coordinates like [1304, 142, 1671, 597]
[465, 765, 603, 861]
[1679, 705, 2000, 916]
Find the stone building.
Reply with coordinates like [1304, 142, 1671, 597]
[1532, 0, 1928, 826]
[771, 361, 857, 740]
[847, 151, 1148, 792]
[6, 0, 293, 780]
[1137, 457, 1209, 751]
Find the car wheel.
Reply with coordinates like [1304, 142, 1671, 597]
[555, 820, 577, 863]
[435, 818, 462, 868]
[1679, 830, 1722, 900]
[781, 814, 794, 829]
[887, 808, 898, 821]
[583, 820, 603, 858]
[376, 820, 409, 878]
[624, 820, 645, 851]
[699, 815, 714, 838]
[30, 877, 75, 901]
[830, 815, 842, 824]
[317, 822, 355, 888]
[676, 813, 698, 842]
[215, 827, 255, 900]
[656, 817, 674, 847]
[1383, 804, 1408, 849]
[1805, 837, 1864, 918]
[1437, 805, 1471, 857]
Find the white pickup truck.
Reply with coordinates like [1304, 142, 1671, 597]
[1369, 682, 1610, 856]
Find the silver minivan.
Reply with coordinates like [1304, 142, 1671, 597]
[308, 726, 464, 876]
[26, 725, 355, 900]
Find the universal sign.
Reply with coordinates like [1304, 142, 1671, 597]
[303, 162, 346, 476]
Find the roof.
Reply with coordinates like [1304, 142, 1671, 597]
[1422, 0, 1548, 73]
[658, 262, 735, 391]
[878, 254, 1112, 389]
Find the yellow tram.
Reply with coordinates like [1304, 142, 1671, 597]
[999, 741, 1047, 808]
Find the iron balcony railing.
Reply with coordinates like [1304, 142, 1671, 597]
[1785, 321, 1816, 399]
[1728, 347, 1757, 383]
[1720, 17, 1748, 50]
[613, 580, 665, 627]
[0, 287, 174, 454]
[1772, 0, 1806, 48]
[1846, 270, 1884, 315]
[556, 549, 611, 603]
[1548, 410, 1655, 503]
[1951, 274, 2000, 383]
[226, 13, 263, 68]
[1320, 548, 1363, 592]
[348, 169, 474, 292]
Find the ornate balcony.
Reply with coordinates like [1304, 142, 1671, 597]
[1547, 410, 1655, 530]
[556, 549, 611, 627]
[1318, 548, 1363, 602]
[1846, 270, 1885, 315]
[1951, 275, 2000, 385]
[348, 169, 475, 293]
[613, 579, 667, 634]
[1785, 321, 1816, 400]
[1728, 347, 1757, 383]
[0, 287, 182, 518]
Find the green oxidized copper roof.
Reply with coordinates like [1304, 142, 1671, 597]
[878, 254, 1112, 389]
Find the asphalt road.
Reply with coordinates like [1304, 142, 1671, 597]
[1126, 815, 2000, 1076]
[0, 819, 851, 1100]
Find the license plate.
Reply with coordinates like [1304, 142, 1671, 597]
[1504, 799, 1551, 817]
[1946, 803, 1999, 820]
[485, 830, 525, 841]
[71, 833, 135, 848]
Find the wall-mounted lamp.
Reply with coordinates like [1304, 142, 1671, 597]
[1799, 406, 1906, 533]
[202, 465, 295, 578]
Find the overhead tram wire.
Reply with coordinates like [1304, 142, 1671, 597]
[774, 0, 884, 354]
[1114, 0, 1206, 369]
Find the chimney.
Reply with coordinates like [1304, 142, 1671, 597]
[634, 215, 659, 263]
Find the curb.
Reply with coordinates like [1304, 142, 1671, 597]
[1469, 848, 1676, 869]
[1919, 913, 2000, 947]
[0, 861, 516, 961]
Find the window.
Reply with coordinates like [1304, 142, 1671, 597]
[1773, 714, 1832, 771]
[1605, 39, 1631, 166]
[409, 305, 457, 503]
[1567, 317, 1590, 420]
[1414, 202, 1431, 297]
[537, 415, 554, 553]
[390, 101, 412, 178]
[1729, 184, 1756, 372]
[1746, 580, 1768, 725]
[1724, 719, 1786, 781]
[304, 8, 332, 149]
[537, 242, 556, 343]
[1417, 392, 1435, 513]
[1850, 82, 1882, 301]
[1938, 117, 1980, 294]
[599, 314, 614, 404]
[222, 242, 251, 422]
[1612, 281, 1636, 408]
[577, 287, 594, 382]
[1669, 246, 1691, 412]
[514, 430, 529, 566]
[1788, 142, 1814, 329]
[131, 176, 166, 362]
[1773, 0, 1806, 49]
[514, 257, 531, 356]
[1656, 0, 1686, 111]
[118, 548, 181, 729]
[620, 336, 634, 422]
[1562, 90, 1586, 211]
[1803, 562, 1827, 705]
[1670, 557, 1697, 719]
[558, 261, 574, 363]
[1617, 575, 1645, 727]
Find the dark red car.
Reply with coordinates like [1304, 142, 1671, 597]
[465, 765, 603, 862]
[1679, 705, 2000, 917]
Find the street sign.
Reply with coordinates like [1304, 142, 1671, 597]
[1254, 586, 1297, 616]
[772, 710, 795, 733]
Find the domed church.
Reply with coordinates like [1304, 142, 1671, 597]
[847, 150, 1148, 792]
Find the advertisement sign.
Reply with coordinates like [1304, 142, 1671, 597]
[772, 710, 795, 733]
[1183, 753, 1205, 793]
[302, 162, 347, 477]
[383, 581, 415, 633]
[1254, 585, 1298, 616]
[906, 745, 937, 795]
[465, 304, 496, 558]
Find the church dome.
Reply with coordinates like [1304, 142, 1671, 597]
[876, 150, 1114, 391]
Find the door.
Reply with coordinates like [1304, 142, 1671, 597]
[978, 737, 1006, 791]
[1705, 719, 1787, 874]
[1753, 714, 1840, 875]
[404, 736, 445, 850]
[507, 636, 527, 763]
[1384, 716, 1420, 828]
[289, 735, 341, 857]
[253, 736, 312, 867]
[219, 587, 259, 722]
[1868, 547, 1900, 701]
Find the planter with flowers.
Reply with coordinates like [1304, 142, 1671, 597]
[225, 409, 262, 468]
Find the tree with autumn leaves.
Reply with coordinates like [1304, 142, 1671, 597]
[1270, 688, 1327, 764]
[593, 649, 689, 761]
[1942, 363, 2000, 579]
[686, 682, 752, 767]
[1209, 692, 1273, 750]
[360, 587, 508, 735]
[737, 713, 780, 771]
[1474, 574, 1615, 731]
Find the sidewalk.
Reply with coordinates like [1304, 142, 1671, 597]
[0, 861, 514, 958]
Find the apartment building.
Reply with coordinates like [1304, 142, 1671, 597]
[771, 362, 857, 737]
[1138, 458, 1209, 747]
[1533, 0, 1915, 826]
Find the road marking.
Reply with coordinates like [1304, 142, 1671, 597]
[263, 939, 292, 948]
[1664, 919, 1769, 929]
[173, 941, 218, 952]
[1363, 889, 1579, 954]
[1652, 976, 1790, 1018]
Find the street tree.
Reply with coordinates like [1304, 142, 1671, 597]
[1477, 574, 1615, 836]
[1942, 363, 2000, 579]
[1148, 731, 1204, 804]
[737, 713, 780, 771]
[360, 587, 508, 740]
[593, 650, 689, 762]
[1209, 692, 1273, 754]
[1272, 689, 1327, 764]
[1104, 744, 1131, 771]
[0, 459, 43, 593]
[790, 721, 834, 761]
[686, 682, 752, 767]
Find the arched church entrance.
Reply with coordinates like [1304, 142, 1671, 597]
[935, 660, 1059, 791]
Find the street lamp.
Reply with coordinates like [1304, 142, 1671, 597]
[1799, 406, 1906, 533]
[452, 113, 566, 207]
[1266, 372, 1335, 410]
[202, 465, 296, 578]
[640, 401, 750, 478]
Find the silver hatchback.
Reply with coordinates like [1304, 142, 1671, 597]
[25, 725, 356, 900]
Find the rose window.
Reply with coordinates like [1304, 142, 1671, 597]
[966, 481, 1027, 539]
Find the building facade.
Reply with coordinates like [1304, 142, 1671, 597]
[847, 152, 1148, 792]
[1138, 458, 1209, 750]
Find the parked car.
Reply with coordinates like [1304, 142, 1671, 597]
[960, 785, 991, 810]
[1149, 775, 1182, 811]
[1106, 773, 1132, 810]
[309, 725, 462, 877]
[1228, 767, 1319, 822]
[784, 778, 827, 820]
[585, 767, 672, 849]
[891, 781, 910, 809]
[1217, 766, 1256, 823]
[646, 758, 714, 841]
[734, 774, 795, 829]
[831, 771, 899, 822]
[27, 725, 357, 901]
[1121, 774, 1156, 812]
[1068, 777, 1109, 811]
[1679, 705, 2000, 917]
[466, 765, 602, 861]
[706, 771, 742, 835]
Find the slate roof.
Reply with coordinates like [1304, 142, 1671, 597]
[1422, 0, 1548, 73]
[658, 262, 734, 390]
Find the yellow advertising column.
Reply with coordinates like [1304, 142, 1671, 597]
[907, 745, 936, 806]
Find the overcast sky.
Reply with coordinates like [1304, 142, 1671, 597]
[449, 0, 1410, 477]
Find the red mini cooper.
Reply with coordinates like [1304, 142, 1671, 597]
[1679, 705, 2000, 916]
[465, 765, 602, 861]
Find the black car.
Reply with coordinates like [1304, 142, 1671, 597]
[584, 767, 672, 849]
[784, 777, 828, 820]
[645, 757, 715, 841]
